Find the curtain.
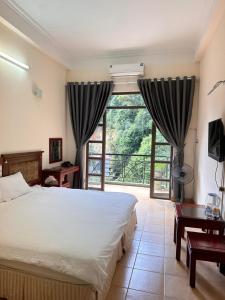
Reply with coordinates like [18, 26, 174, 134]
[138, 76, 195, 202]
[67, 81, 113, 189]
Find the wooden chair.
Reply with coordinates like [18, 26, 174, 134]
[186, 231, 225, 288]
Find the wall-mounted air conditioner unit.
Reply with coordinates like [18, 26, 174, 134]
[109, 63, 144, 77]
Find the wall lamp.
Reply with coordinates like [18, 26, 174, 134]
[0, 51, 29, 70]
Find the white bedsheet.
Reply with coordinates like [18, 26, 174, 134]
[0, 187, 137, 291]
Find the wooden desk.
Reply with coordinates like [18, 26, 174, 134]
[42, 165, 79, 188]
[186, 231, 225, 287]
[174, 203, 225, 261]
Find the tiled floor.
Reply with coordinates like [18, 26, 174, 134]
[105, 185, 225, 300]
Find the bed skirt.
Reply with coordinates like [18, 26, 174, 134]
[0, 210, 137, 300]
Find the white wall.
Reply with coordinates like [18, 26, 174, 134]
[67, 53, 199, 199]
[0, 22, 68, 168]
[195, 11, 225, 210]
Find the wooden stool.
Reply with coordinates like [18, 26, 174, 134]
[186, 231, 225, 288]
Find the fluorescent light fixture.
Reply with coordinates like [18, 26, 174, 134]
[0, 51, 29, 70]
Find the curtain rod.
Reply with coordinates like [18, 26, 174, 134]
[113, 76, 194, 85]
[68, 77, 194, 85]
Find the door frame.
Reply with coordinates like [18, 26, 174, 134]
[150, 123, 173, 199]
[85, 114, 106, 190]
[86, 92, 173, 199]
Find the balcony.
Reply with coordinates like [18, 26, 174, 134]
[89, 153, 171, 196]
[105, 153, 151, 186]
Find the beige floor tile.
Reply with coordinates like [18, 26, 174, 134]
[196, 261, 225, 283]
[145, 217, 165, 226]
[136, 213, 147, 221]
[130, 240, 140, 252]
[164, 257, 188, 277]
[165, 211, 174, 219]
[164, 243, 187, 259]
[119, 251, 137, 268]
[129, 269, 164, 294]
[126, 289, 164, 300]
[136, 220, 146, 228]
[143, 224, 165, 234]
[136, 224, 144, 231]
[165, 226, 174, 236]
[164, 234, 174, 245]
[141, 232, 165, 244]
[189, 274, 225, 300]
[146, 213, 165, 220]
[165, 214, 174, 220]
[135, 254, 164, 273]
[112, 266, 133, 288]
[164, 274, 190, 299]
[164, 273, 225, 300]
[139, 241, 165, 256]
[106, 286, 127, 300]
[134, 230, 142, 241]
[164, 245, 176, 258]
[165, 220, 174, 227]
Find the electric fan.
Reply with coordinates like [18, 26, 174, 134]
[172, 162, 194, 184]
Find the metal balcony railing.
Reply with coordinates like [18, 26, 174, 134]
[105, 153, 151, 186]
[89, 153, 171, 187]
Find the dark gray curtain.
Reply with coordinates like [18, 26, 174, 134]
[137, 76, 195, 202]
[67, 81, 113, 189]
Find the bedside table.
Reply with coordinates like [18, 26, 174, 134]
[42, 165, 79, 188]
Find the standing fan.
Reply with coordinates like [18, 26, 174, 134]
[172, 162, 194, 184]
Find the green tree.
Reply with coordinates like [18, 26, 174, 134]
[105, 94, 171, 184]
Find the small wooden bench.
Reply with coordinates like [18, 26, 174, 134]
[186, 231, 225, 288]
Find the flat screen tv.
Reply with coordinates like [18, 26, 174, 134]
[208, 119, 225, 162]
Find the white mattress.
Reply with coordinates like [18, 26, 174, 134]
[0, 187, 137, 292]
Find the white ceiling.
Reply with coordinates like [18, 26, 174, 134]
[0, 0, 219, 67]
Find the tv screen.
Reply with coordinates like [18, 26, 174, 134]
[208, 119, 225, 162]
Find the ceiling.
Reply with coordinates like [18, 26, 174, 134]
[0, 0, 219, 67]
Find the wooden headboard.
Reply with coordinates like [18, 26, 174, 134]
[0, 151, 44, 185]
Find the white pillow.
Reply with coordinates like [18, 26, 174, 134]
[0, 172, 31, 202]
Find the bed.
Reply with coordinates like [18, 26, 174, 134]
[0, 152, 137, 300]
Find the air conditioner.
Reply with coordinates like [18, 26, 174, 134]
[109, 63, 144, 77]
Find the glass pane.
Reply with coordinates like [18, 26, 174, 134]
[155, 145, 171, 161]
[89, 143, 102, 157]
[88, 175, 101, 189]
[107, 94, 145, 107]
[105, 154, 123, 183]
[156, 128, 168, 143]
[153, 181, 170, 199]
[106, 108, 152, 154]
[88, 159, 102, 175]
[154, 162, 170, 179]
[105, 103, 152, 186]
[90, 126, 103, 141]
